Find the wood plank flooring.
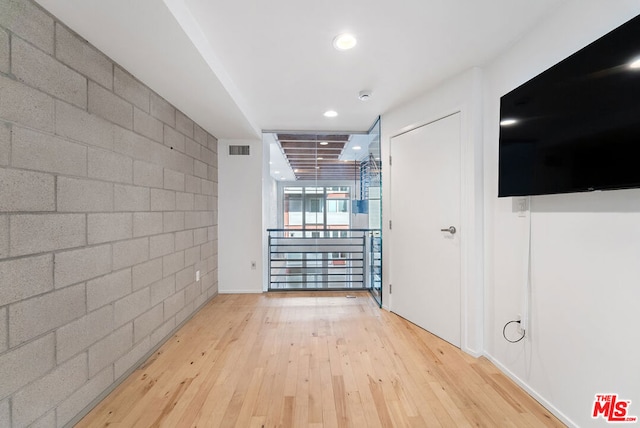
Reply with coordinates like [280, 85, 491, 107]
[76, 292, 564, 427]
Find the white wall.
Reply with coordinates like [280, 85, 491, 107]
[482, 1, 640, 426]
[219, 139, 264, 293]
[381, 68, 484, 356]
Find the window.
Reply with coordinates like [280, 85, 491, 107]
[287, 198, 302, 212]
[307, 198, 323, 213]
[284, 188, 303, 228]
[283, 186, 350, 230]
[327, 200, 348, 212]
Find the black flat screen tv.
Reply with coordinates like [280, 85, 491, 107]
[498, 14, 640, 197]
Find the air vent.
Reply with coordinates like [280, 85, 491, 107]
[229, 145, 250, 156]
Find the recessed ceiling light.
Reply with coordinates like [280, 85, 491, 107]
[630, 58, 640, 69]
[317, 157, 323, 160]
[500, 119, 518, 126]
[353, 146, 361, 151]
[333, 33, 357, 51]
[324, 110, 338, 118]
[274, 171, 280, 174]
[320, 141, 329, 146]
[294, 169, 299, 173]
[315, 166, 320, 169]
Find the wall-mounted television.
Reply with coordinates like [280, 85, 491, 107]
[498, 14, 640, 197]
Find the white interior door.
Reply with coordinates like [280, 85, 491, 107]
[390, 113, 461, 347]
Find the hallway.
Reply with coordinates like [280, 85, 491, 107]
[76, 292, 563, 427]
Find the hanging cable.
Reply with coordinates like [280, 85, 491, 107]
[521, 196, 532, 336]
[504, 196, 532, 344]
[503, 320, 525, 343]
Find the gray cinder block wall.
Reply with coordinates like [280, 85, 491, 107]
[0, 0, 219, 426]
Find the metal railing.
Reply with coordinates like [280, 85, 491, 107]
[369, 234, 382, 305]
[267, 229, 381, 292]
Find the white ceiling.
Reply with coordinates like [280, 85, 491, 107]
[35, 0, 565, 139]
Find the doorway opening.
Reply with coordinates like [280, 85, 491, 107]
[264, 118, 382, 305]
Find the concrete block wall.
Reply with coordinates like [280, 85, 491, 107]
[0, 0, 219, 426]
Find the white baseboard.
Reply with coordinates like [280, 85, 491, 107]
[483, 352, 577, 428]
[462, 346, 483, 358]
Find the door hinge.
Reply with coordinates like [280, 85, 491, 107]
[389, 283, 392, 294]
[389, 220, 392, 230]
[389, 155, 392, 166]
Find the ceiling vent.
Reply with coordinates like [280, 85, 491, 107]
[229, 145, 250, 156]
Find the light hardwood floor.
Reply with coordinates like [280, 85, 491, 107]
[77, 292, 564, 427]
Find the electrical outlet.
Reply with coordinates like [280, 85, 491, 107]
[512, 197, 528, 218]
[516, 313, 523, 334]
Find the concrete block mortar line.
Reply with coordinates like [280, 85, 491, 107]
[5, 105, 96, 158]
[10, 34, 85, 106]
[109, 236, 113, 276]
[93, 83, 129, 116]
[130, 93, 134, 130]
[160, 294, 166, 320]
[5, 166, 10, 254]
[52, 24, 111, 93]
[111, 183, 115, 220]
[26, 0, 56, 44]
[130, 118, 210, 169]
[7, 121, 12, 167]
[85, 74, 89, 114]
[56, 306, 114, 365]
[52, 18, 57, 58]
[8, 30, 12, 80]
[83, 106, 90, 166]
[12, 356, 88, 427]
[53, 303, 58, 366]
[4, 140, 99, 192]
[11, 281, 89, 334]
[6, 396, 12, 428]
[52, 350, 96, 426]
[3, 304, 8, 349]
[161, 121, 167, 149]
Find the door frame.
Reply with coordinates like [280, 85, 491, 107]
[385, 97, 484, 357]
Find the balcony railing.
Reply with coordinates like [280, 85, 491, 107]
[267, 229, 381, 295]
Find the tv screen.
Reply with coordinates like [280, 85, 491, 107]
[498, 14, 640, 197]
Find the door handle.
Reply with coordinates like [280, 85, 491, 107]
[440, 226, 456, 234]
